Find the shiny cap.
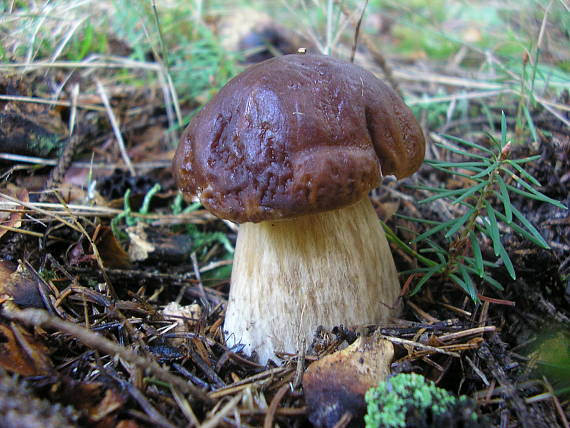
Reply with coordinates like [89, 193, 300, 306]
[174, 54, 425, 223]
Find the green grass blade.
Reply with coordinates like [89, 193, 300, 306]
[501, 111, 508, 148]
[412, 219, 456, 243]
[471, 162, 498, 179]
[505, 162, 542, 186]
[426, 163, 486, 179]
[425, 160, 488, 168]
[440, 134, 494, 155]
[509, 155, 541, 164]
[412, 184, 452, 193]
[419, 188, 469, 204]
[496, 176, 513, 223]
[497, 243, 516, 279]
[513, 178, 567, 209]
[182, 201, 202, 214]
[481, 272, 505, 290]
[484, 201, 502, 257]
[469, 231, 484, 277]
[523, 105, 539, 143]
[381, 221, 438, 268]
[445, 207, 476, 238]
[494, 210, 550, 248]
[452, 182, 486, 205]
[410, 266, 441, 295]
[505, 183, 567, 209]
[435, 142, 489, 160]
[463, 256, 498, 268]
[422, 238, 449, 255]
[139, 183, 161, 216]
[450, 273, 479, 302]
[459, 264, 477, 298]
[510, 205, 550, 248]
[395, 214, 441, 225]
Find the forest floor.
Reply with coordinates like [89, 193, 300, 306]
[0, 1, 569, 427]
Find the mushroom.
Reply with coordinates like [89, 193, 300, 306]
[173, 54, 425, 364]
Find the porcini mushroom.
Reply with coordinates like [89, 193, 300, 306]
[173, 54, 425, 364]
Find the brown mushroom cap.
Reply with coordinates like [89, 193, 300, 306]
[174, 54, 424, 223]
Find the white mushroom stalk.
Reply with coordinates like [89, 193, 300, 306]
[224, 197, 400, 364]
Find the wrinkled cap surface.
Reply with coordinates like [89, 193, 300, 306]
[174, 54, 425, 223]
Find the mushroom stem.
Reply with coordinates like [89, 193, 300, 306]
[224, 197, 401, 364]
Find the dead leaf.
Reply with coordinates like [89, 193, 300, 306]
[376, 200, 400, 222]
[303, 335, 394, 428]
[127, 223, 193, 263]
[0, 260, 45, 308]
[161, 302, 202, 345]
[126, 223, 155, 262]
[0, 321, 52, 376]
[89, 388, 127, 422]
[0, 183, 29, 240]
[94, 226, 130, 269]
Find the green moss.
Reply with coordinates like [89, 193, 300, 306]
[365, 373, 482, 428]
[28, 133, 62, 157]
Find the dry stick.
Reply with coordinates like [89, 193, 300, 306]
[0, 58, 161, 71]
[122, 380, 178, 428]
[335, 0, 401, 96]
[0, 197, 214, 223]
[0, 155, 171, 170]
[464, 355, 490, 387]
[3, 306, 213, 405]
[407, 300, 440, 323]
[170, 386, 201, 427]
[264, 384, 290, 428]
[292, 338, 306, 389]
[332, 412, 353, 428]
[438, 326, 496, 342]
[0, 193, 82, 233]
[0, 94, 103, 111]
[201, 393, 243, 428]
[39, 136, 82, 203]
[542, 377, 570, 428]
[0, 224, 63, 240]
[150, 0, 182, 128]
[478, 343, 533, 428]
[191, 252, 211, 314]
[378, 334, 461, 357]
[349, 0, 368, 63]
[209, 367, 291, 399]
[95, 79, 136, 176]
[188, 346, 225, 389]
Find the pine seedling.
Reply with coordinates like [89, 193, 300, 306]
[389, 112, 567, 301]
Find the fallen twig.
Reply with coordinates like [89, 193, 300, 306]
[379, 334, 461, 357]
[3, 305, 214, 405]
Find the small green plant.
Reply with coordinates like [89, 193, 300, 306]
[111, 189, 233, 278]
[67, 20, 108, 61]
[365, 373, 479, 428]
[384, 113, 567, 301]
[110, 183, 162, 239]
[170, 193, 234, 255]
